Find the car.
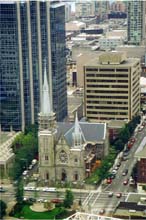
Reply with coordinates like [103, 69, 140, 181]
[123, 179, 129, 185]
[112, 169, 117, 175]
[32, 159, 37, 165]
[108, 192, 113, 197]
[51, 198, 63, 204]
[42, 187, 50, 192]
[37, 198, 44, 203]
[122, 156, 128, 161]
[123, 150, 129, 157]
[114, 166, 119, 170]
[22, 170, 28, 176]
[110, 174, 116, 179]
[142, 122, 145, 126]
[116, 193, 122, 198]
[28, 198, 36, 203]
[129, 177, 135, 186]
[117, 162, 121, 167]
[99, 209, 105, 215]
[122, 169, 128, 176]
[106, 178, 112, 184]
[28, 164, 33, 170]
[24, 186, 35, 191]
[35, 187, 41, 191]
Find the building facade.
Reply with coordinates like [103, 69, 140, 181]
[84, 52, 141, 123]
[127, 0, 145, 45]
[135, 137, 146, 193]
[0, 0, 67, 131]
[38, 68, 108, 185]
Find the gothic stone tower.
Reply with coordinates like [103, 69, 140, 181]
[38, 66, 57, 185]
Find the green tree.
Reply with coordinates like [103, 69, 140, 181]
[119, 125, 130, 144]
[114, 139, 125, 151]
[63, 190, 74, 208]
[15, 179, 24, 204]
[0, 200, 7, 219]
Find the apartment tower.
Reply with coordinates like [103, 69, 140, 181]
[127, 0, 145, 45]
[0, 0, 67, 131]
[84, 52, 141, 122]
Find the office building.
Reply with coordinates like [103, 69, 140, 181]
[127, 0, 145, 45]
[75, 1, 95, 18]
[84, 51, 141, 122]
[0, 0, 67, 131]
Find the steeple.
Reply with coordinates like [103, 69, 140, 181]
[38, 61, 56, 131]
[41, 62, 52, 116]
[72, 112, 82, 148]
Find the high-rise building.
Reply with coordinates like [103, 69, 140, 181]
[0, 0, 67, 131]
[75, 1, 95, 18]
[84, 51, 141, 122]
[127, 0, 145, 45]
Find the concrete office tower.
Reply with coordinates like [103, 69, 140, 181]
[94, 0, 110, 21]
[75, 1, 95, 18]
[84, 51, 141, 122]
[127, 0, 145, 45]
[0, 0, 67, 131]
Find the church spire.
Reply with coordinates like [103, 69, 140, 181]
[74, 112, 80, 135]
[72, 112, 82, 148]
[41, 62, 52, 115]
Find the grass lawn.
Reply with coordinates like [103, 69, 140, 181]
[14, 205, 64, 219]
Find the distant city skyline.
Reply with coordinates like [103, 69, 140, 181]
[64, 0, 115, 12]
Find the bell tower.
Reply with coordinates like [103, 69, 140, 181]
[38, 64, 56, 185]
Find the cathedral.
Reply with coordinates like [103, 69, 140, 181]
[38, 67, 108, 186]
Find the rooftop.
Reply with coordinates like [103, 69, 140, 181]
[0, 132, 21, 164]
[85, 51, 140, 67]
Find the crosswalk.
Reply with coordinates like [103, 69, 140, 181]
[82, 191, 128, 215]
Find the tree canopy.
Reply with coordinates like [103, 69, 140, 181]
[63, 190, 74, 208]
[0, 200, 7, 219]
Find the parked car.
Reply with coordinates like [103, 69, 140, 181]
[112, 169, 117, 175]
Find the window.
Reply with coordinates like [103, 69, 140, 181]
[45, 155, 48, 160]
[74, 158, 78, 163]
[46, 172, 49, 180]
[74, 172, 78, 181]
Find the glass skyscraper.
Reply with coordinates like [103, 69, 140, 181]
[0, 0, 67, 131]
[127, 0, 145, 45]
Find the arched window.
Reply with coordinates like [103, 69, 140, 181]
[61, 169, 67, 181]
[74, 158, 78, 163]
[74, 171, 78, 181]
[46, 172, 49, 180]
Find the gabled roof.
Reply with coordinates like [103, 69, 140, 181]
[57, 121, 106, 147]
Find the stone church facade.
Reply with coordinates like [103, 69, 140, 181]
[38, 68, 108, 186]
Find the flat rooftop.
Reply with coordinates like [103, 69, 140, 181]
[0, 132, 14, 145]
[85, 51, 140, 67]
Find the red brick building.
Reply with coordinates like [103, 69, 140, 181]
[135, 137, 146, 193]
